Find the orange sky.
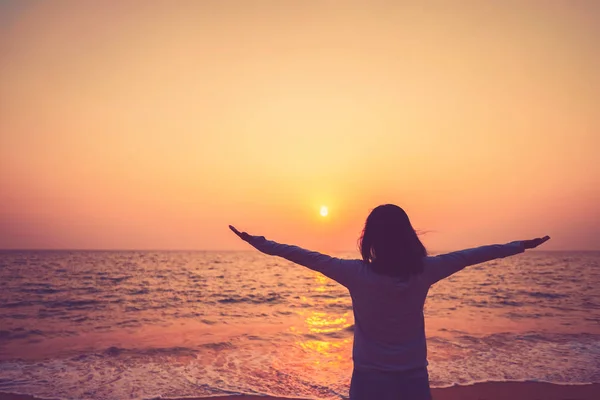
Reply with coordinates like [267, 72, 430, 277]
[0, 1, 598, 251]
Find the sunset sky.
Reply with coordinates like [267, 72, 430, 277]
[1, 1, 598, 251]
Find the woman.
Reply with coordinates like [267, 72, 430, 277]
[229, 204, 550, 400]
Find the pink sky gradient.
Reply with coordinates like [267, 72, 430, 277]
[1, 1, 598, 251]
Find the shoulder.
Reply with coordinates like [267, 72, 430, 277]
[337, 258, 368, 271]
[337, 258, 369, 278]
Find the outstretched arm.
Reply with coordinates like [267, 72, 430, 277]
[229, 225, 359, 287]
[423, 236, 550, 285]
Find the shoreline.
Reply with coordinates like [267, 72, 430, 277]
[1, 381, 599, 400]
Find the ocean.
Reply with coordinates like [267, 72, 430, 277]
[0, 250, 599, 399]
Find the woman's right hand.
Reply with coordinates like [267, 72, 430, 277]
[522, 236, 551, 249]
[229, 225, 265, 244]
[229, 225, 251, 242]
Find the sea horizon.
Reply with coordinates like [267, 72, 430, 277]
[1, 248, 598, 253]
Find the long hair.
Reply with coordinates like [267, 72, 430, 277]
[358, 204, 427, 278]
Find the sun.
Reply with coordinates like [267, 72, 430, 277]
[320, 206, 328, 217]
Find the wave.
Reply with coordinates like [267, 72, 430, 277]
[0, 329, 43, 341]
[521, 290, 568, 299]
[102, 345, 198, 357]
[215, 294, 283, 304]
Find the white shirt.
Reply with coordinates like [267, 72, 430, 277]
[249, 237, 525, 371]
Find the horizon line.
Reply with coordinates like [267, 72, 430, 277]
[0, 248, 597, 253]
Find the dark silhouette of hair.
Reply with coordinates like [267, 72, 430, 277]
[359, 204, 427, 278]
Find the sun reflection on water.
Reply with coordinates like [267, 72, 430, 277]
[304, 311, 351, 333]
[288, 272, 354, 375]
[312, 273, 329, 293]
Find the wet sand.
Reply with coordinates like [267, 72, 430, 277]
[1, 381, 599, 400]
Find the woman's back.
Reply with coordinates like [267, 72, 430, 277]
[349, 261, 431, 371]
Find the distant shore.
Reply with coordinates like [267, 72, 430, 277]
[2, 381, 599, 400]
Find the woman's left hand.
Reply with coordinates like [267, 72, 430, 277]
[522, 236, 551, 249]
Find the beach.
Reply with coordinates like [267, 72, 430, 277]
[1, 251, 599, 399]
[1, 382, 600, 400]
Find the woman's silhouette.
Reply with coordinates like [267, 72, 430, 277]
[230, 204, 550, 400]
